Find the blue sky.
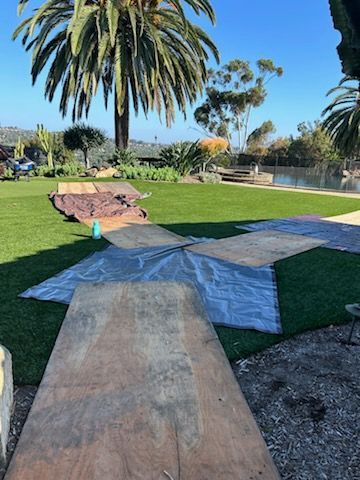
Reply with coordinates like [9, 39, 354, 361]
[0, 0, 343, 143]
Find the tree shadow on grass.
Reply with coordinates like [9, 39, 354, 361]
[0, 220, 359, 386]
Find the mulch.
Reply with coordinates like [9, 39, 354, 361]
[234, 323, 360, 480]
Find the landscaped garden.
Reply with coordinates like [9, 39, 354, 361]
[1, 177, 359, 386]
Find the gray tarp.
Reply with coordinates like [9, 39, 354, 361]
[20, 242, 281, 334]
[242, 217, 360, 254]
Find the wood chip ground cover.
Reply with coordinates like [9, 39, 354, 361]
[234, 323, 360, 480]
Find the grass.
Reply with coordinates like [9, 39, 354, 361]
[0, 177, 359, 385]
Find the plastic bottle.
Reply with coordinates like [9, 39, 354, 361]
[92, 220, 102, 240]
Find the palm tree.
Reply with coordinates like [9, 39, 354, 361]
[14, 0, 219, 149]
[322, 77, 360, 158]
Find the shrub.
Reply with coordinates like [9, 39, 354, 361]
[198, 172, 222, 184]
[160, 141, 204, 176]
[55, 161, 85, 177]
[35, 161, 85, 177]
[199, 137, 229, 157]
[116, 165, 180, 182]
[215, 153, 231, 169]
[35, 165, 55, 177]
[111, 149, 139, 166]
[3, 168, 14, 179]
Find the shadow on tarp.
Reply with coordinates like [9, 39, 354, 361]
[1, 220, 359, 386]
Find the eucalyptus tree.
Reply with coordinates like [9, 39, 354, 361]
[323, 77, 360, 158]
[194, 59, 283, 151]
[14, 0, 219, 149]
[246, 120, 276, 156]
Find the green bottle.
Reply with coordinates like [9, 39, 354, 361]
[92, 220, 101, 240]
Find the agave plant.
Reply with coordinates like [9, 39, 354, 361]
[322, 77, 360, 158]
[160, 141, 205, 176]
[14, 0, 219, 149]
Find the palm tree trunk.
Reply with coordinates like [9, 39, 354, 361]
[114, 85, 130, 150]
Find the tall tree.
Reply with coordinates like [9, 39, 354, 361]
[323, 77, 360, 158]
[323, 2, 360, 156]
[288, 121, 342, 165]
[328, 0, 360, 78]
[14, 0, 219, 149]
[63, 123, 106, 168]
[194, 59, 283, 151]
[246, 120, 276, 156]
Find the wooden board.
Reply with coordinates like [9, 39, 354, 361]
[57, 182, 97, 195]
[187, 230, 327, 266]
[5, 282, 279, 480]
[93, 182, 141, 198]
[103, 222, 186, 249]
[82, 215, 150, 233]
[324, 210, 360, 226]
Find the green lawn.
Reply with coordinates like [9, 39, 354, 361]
[0, 178, 359, 385]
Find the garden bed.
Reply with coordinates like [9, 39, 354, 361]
[235, 323, 360, 480]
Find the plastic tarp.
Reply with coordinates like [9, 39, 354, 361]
[20, 242, 281, 334]
[242, 217, 360, 255]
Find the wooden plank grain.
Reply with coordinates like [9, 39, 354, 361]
[82, 215, 150, 233]
[187, 230, 327, 266]
[5, 282, 279, 480]
[57, 182, 98, 195]
[103, 223, 186, 248]
[93, 181, 141, 198]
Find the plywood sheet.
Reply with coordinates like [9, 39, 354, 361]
[103, 222, 186, 248]
[5, 282, 279, 480]
[57, 182, 97, 195]
[324, 210, 360, 226]
[82, 215, 150, 233]
[93, 181, 141, 198]
[187, 230, 327, 266]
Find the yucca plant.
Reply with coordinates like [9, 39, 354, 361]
[14, 137, 25, 159]
[14, 0, 219, 149]
[322, 77, 360, 158]
[160, 141, 204, 176]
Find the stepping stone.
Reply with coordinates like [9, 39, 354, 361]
[0, 345, 13, 469]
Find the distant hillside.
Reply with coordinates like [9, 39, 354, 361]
[0, 126, 165, 164]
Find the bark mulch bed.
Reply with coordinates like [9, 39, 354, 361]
[2, 323, 359, 479]
[234, 323, 360, 480]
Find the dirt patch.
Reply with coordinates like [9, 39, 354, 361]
[234, 323, 360, 480]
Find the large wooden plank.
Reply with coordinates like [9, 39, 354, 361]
[82, 215, 150, 233]
[5, 283, 279, 480]
[103, 222, 186, 248]
[93, 181, 141, 198]
[57, 182, 97, 195]
[187, 230, 327, 266]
